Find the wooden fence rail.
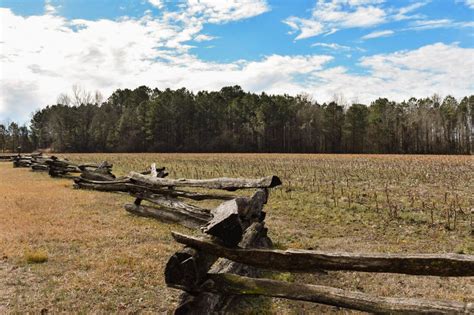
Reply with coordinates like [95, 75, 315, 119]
[171, 232, 474, 277]
[0, 154, 18, 161]
[10, 153, 116, 180]
[129, 172, 282, 190]
[199, 273, 474, 314]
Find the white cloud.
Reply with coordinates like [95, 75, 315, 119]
[462, 0, 474, 9]
[286, 1, 468, 41]
[0, 6, 326, 122]
[407, 19, 474, 30]
[335, 6, 386, 28]
[396, 1, 428, 15]
[312, 42, 365, 54]
[410, 19, 453, 30]
[309, 42, 474, 103]
[284, 0, 432, 40]
[284, 17, 324, 39]
[44, 0, 58, 15]
[311, 43, 365, 54]
[241, 43, 473, 106]
[361, 29, 394, 39]
[194, 34, 216, 42]
[148, 0, 164, 9]
[284, 0, 387, 39]
[177, 0, 270, 24]
[1, 6, 472, 123]
[311, 42, 351, 51]
[392, 1, 429, 21]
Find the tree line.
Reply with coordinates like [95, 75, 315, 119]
[1, 85, 472, 154]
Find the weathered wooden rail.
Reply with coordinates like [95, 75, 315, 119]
[171, 232, 474, 277]
[189, 273, 473, 314]
[10, 152, 53, 167]
[0, 154, 18, 162]
[11, 153, 117, 180]
[166, 232, 474, 314]
[46, 157, 115, 179]
[12, 153, 36, 167]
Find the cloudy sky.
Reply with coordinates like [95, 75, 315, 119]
[1, 0, 473, 123]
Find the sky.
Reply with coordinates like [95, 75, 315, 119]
[0, 0, 473, 124]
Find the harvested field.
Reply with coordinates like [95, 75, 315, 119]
[0, 154, 473, 313]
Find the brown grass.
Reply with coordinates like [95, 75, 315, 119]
[0, 163, 187, 313]
[0, 154, 473, 314]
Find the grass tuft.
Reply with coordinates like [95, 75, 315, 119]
[25, 249, 49, 264]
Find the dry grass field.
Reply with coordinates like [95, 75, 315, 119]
[0, 154, 473, 313]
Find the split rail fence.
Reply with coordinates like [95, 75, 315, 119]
[2, 154, 473, 314]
